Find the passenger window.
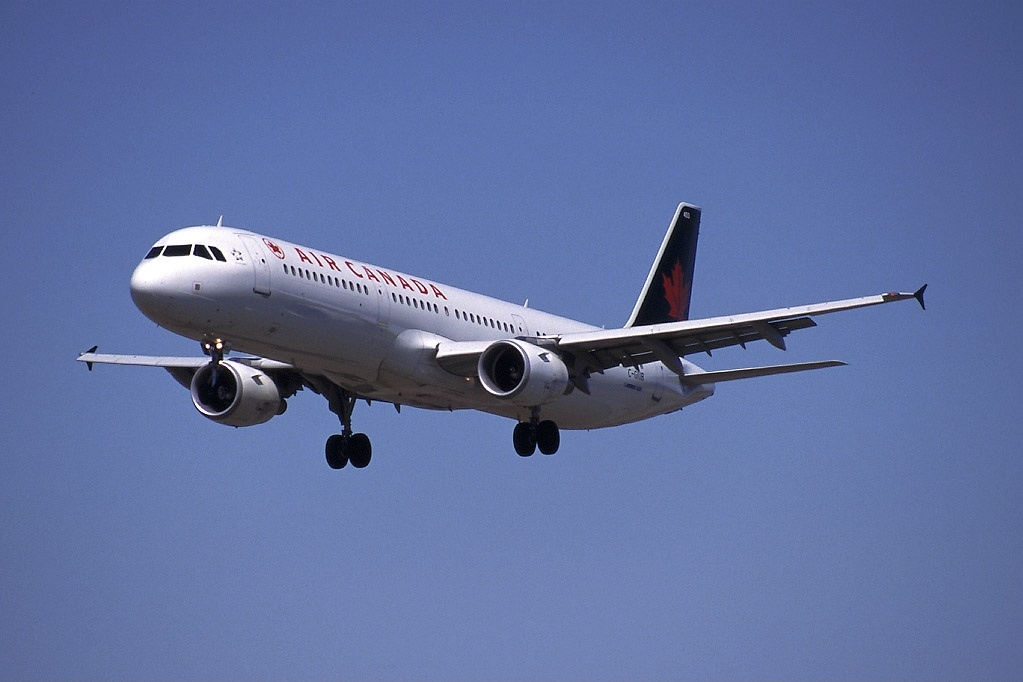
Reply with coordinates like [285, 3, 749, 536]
[209, 246, 227, 262]
[145, 246, 163, 259]
[193, 245, 213, 260]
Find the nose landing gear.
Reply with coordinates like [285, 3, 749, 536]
[201, 338, 232, 364]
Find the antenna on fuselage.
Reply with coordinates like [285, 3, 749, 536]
[216, 215, 224, 227]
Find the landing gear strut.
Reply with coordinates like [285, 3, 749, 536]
[324, 386, 372, 469]
[513, 407, 560, 457]
[201, 338, 232, 364]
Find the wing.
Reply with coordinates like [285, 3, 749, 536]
[434, 340, 493, 377]
[77, 349, 294, 371]
[556, 286, 927, 378]
[435, 286, 925, 381]
[77, 348, 301, 389]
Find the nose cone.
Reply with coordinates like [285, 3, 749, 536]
[130, 260, 176, 325]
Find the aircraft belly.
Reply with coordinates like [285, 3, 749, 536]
[538, 365, 703, 429]
[377, 363, 706, 430]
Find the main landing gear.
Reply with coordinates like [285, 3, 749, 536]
[324, 386, 372, 470]
[513, 407, 560, 457]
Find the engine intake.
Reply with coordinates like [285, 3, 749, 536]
[190, 360, 281, 427]
[478, 340, 569, 406]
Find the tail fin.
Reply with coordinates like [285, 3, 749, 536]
[625, 202, 701, 327]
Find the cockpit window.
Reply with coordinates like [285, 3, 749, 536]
[163, 244, 191, 257]
[149, 243, 227, 262]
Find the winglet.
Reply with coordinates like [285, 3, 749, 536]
[81, 345, 99, 371]
[914, 284, 927, 310]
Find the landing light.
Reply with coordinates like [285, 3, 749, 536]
[202, 338, 229, 354]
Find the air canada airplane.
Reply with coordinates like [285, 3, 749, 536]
[79, 203, 925, 469]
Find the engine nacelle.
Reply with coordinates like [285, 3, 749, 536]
[478, 340, 570, 406]
[190, 360, 281, 427]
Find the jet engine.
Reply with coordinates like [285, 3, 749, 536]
[478, 340, 570, 406]
[190, 360, 282, 427]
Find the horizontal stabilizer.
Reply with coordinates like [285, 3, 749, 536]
[680, 360, 845, 385]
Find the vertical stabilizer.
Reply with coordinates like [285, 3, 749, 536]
[625, 203, 701, 327]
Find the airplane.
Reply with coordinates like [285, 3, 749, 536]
[78, 203, 926, 469]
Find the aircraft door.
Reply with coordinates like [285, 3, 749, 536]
[237, 235, 271, 296]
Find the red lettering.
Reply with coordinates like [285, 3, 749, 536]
[362, 266, 380, 282]
[410, 278, 429, 295]
[430, 283, 447, 300]
[295, 248, 314, 265]
[321, 255, 342, 272]
[310, 251, 324, 267]
[376, 270, 396, 286]
[397, 275, 415, 292]
[345, 261, 364, 278]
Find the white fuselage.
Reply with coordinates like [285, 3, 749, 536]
[129, 225, 714, 429]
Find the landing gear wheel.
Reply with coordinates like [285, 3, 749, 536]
[536, 420, 560, 455]
[323, 385, 375, 470]
[513, 422, 536, 457]
[325, 434, 348, 469]
[348, 433, 372, 469]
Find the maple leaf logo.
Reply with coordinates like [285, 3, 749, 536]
[263, 238, 286, 259]
[661, 259, 690, 321]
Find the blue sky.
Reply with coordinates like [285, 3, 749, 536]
[3, 2, 1021, 679]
